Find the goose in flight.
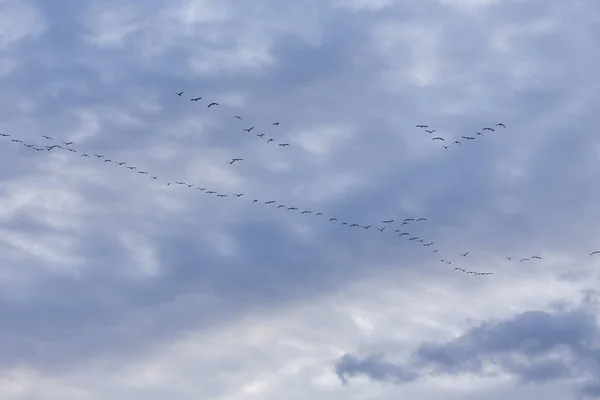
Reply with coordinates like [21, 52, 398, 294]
[445, 260, 454, 265]
[287, 207, 298, 211]
[476, 132, 482, 135]
[394, 229, 401, 233]
[117, 162, 126, 165]
[267, 139, 274, 143]
[495, 123, 506, 128]
[253, 199, 258, 203]
[423, 242, 434, 246]
[315, 212, 323, 216]
[277, 205, 285, 209]
[460, 252, 468, 257]
[425, 129, 436, 134]
[520, 258, 529, 262]
[453, 267, 466, 272]
[329, 218, 338, 222]
[531, 256, 542, 260]
[127, 166, 136, 170]
[443, 145, 450, 149]
[243, 127, 254, 132]
[416, 125, 428, 128]
[349, 224, 359, 227]
[482, 127, 494, 132]
[453, 140, 462, 145]
[11, 139, 22, 143]
[216, 194, 227, 197]
[401, 221, 408, 226]
[265, 201, 275, 204]
[591, 251, 600, 255]
[378, 227, 386, 232]
[151, 176, 158, 179]
[104, 159, 112, 162]
[432, 137, 444, 141]
[207, 102, 219, 108]
[399, 232, 409, 236]
[301, 211, 312, 214]
[278, 143, 289, 147]
[137, 171, 148, 174]
[228, 158, 243, 164]
[256, 133, 265, 137]
[94, 154, 103, 158]
[190, 97, 202, 101]
[341, 222, 348, 226]
[404, 218, 415, 222]
[176, 92, 184, 96]
[198, 187, 206, 191]
[433, 249, 439, 253]
[362, 225, 371, 229]
[186, 184, 193, 187]
[0, 133, 9, 136]
[409, 237, 419, 241]
[416, 218, 426, 222]
[233, 193, 243, 197]
[206, 191, 216, 194]
[507, 257, 513, 260]
[81, 154, 89, 157]
[383, 220, 394, 224]
[42, 135, 52, 139]
[235, 116, 243, 120]
[461, 136, 475, 140]
[272, 122, 279, 125]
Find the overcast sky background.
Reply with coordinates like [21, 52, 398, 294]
[1, 0, 600, 399]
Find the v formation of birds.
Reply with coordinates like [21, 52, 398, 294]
[2, 92, 598, 277]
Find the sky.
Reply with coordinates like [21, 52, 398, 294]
[1, 0, 600, 399]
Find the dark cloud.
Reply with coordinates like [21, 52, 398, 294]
[336, 309, 600, 398]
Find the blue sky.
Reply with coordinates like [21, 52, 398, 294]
[1, 0, 600, 399]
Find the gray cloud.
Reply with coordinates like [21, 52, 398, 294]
[336, 309, 600, 398]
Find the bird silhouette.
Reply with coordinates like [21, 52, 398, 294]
[277, 205, 285, 209]
[272, 122, 279, 125]
[265, 201, 275, 204]
[190, 97, 202, 101]
[278, 143, 289, 147]
[520, 258, 529, 262]
[460, 252, 468, 257]
[591, 251, 600, 255]
[42, 135, 52, 139]
[176, 92, 184, 96]
[453, 141, 462, 145]
[228, 158, 243, 164]
[416, 218, 426, 222]
[482, 127, 494, 132]
[267, 139, 274, 143]
[362, 225, 371, 229]
[234, 193, 243, 197]
[416, 125, 428, 128]
[383, 220, 394, 224]
[256, 133, 265, 137]
[425, 130, 435, 134]
[243, 127, 254, 132]
[235, 116, 243, 120]
[461, 136, 475, 140]
[495, 123, 506, 128]
[329, 218, 337, 222]
[207, 102, 219, 108]
[432, 137, 444, 141]
[531, 256, 542, 260]
[378, 227, 386, 232]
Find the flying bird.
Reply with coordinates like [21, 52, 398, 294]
[590, 251, 600, 255]
[341, 222, 348, 226]
[416, 218, 426, 222]
[476, 132, 483, 135]
[378, 227, 386, 232]
[362, 225, 371, 229]
[176, 92, 184, 96]
[453, 141, 462, 145]
[277, 205, 285, 209]
[151, 176, 158, 179]
[495, 123, 506, 128]
[315, 213, 323, 216]
[425, 130, 435, 134]
[287, 207, 298, 211]
[404, 218, 414, 222]
[256, 133, 265, 137]
[234, 193, 243, 197]
[349, 224, 359, 227]
[301, 211, 312, 214]
[117, 162, 126, 165]
[432, 137, 444, 141]
[190, 97, 202, 101]
[461, 136, 475, 140]
[42, 135, 52, 139]
[278, 143, 289, 147]
[216, 194, 227, 197]
[243, 127, 254, 132]
[453, 267, 466, 272]
[329, 218, 337, 222]
[443, 145, 450, 149]
[81, 154, 89, 157]
[267, 139, 274, 143]
[482, 127, 494, 132]
[416, 125, 428, 128]
[272, 122, 279, 125]
[228, 158, 243, 164]
[531, 256, 542, 260]
[265, 201, 275, 204]
[235, 116, 243, 120]
[0, 133, 9, 136]
[382, 220, 394, 224]
[520, 258, 530, 262]
[399, 232, 409, 236]
[460, 252, 468, 257]
[423, 242, 434, 246]
[207, 102, 219, 108]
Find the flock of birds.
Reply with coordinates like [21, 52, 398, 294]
[177, 91, 289, 153]
[2, 93, 599, 277]
[416, 123, 507, 149]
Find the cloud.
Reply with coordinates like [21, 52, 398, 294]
[335, 309, 600, 397]
[1, 0, 600, 398]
